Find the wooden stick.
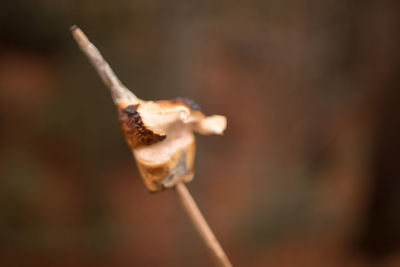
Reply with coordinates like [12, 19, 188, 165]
[70, 25, 139, 105]
[70, 26, 232, 267]
[175, 183, 232, 267]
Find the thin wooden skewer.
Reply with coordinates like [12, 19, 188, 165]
[70, 25, 139, 105]
[70, 26, 232, 267]
[175, 182, 232, 267]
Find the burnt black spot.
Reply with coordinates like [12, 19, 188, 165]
[157, 135, 167, 141]
[124, 104, 138, 115]
[171, 97, 201, 111]
[118, 104, 166, 148]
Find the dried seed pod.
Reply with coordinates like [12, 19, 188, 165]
[71, 27, 226, 192]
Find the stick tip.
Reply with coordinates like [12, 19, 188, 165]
[70, 25, 86, 43]
[70, 25, 79, 32]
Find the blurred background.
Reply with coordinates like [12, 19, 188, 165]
[0, 0, 399, 266]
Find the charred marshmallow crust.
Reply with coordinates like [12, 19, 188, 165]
[170, 97, 201, 111]
[118, 104, 166, 149]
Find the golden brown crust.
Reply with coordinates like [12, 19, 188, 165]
[156, 97, 202, 112]
[118, 104, 166, 149]
[136, 141, 196, 192]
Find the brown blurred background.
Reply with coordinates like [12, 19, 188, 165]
[0, 0, 400, 266]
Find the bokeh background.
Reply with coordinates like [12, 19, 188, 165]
[1, 1, 400, 266]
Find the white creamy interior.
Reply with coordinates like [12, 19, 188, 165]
[132, 100, 226, 165]
[134, 128, 194, 164]
[138, 101, 191, 134]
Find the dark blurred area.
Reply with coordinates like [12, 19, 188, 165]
[0, 0, 400, 266]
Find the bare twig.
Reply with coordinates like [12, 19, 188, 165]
[70, 25, 139, 105]
[70, 26, 232, 267]
[175, 183, 232, 267]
